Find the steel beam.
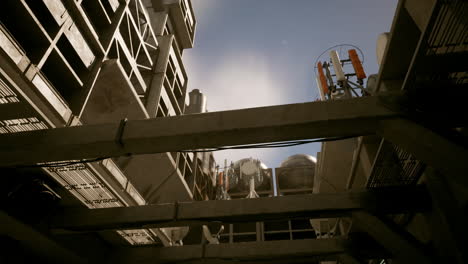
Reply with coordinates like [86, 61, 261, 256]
[0, 96, 399, 167]
[49, 187, 430, 231]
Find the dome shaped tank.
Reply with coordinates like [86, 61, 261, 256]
[227, 158, 271, 193]
[277, 154, 316, 191]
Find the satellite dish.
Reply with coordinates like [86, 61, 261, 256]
[240, 160, 258, 175]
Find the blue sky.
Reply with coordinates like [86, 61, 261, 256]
[184, 0, 398, 169]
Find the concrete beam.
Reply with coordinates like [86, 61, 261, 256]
[61, 0, 105, 55]
[0, 96, 399, 167]
[425, 167, 468, 264]
[337, 254, 364, 264]
[352, 211, 432, 264]
[376, 1, 421, 89]
[0, 211, 87, 264]
[49, 187, 430, 231]
[378, 118, 468, 186]
[404, 0, 437, 31]
[108, 238, 350, 264]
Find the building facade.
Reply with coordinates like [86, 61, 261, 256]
[0, 0, 214, 248]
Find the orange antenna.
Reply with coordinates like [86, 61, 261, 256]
[317, 62, 329, 95]
[218, 171, 224, 186]
[348, 49, 366, 80]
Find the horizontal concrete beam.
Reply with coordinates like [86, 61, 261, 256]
[108, 238, 365, 264]
[0, 96, 399, 166]
[353, 211, 432, 264]
[49, 187, 430, 231]
[0, 211, 87, 264]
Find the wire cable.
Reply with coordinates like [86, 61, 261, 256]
[178, 135, 356, 153]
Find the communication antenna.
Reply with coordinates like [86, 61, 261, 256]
[313, 44, 370, 101]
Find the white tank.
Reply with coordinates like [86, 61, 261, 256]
[186, 89, 207, 114]
[376, 32, 390, 66]
[227, 158, 270, 192]
[277, 154, 316, 190]
[161, 226, 189, 244]
[366, 74, 378, 92]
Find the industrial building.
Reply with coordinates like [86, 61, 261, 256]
[0, 0, 215, 248]
[0, 0, 467, 264]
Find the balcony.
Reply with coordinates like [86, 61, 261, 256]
[80, 58, 193, 204]
[0, 57, 168, 246]
[0, 0, 181, 248]
[0, 0, 102, 116]
[0, 23, 72, 126]
[151, 0, 196, 49]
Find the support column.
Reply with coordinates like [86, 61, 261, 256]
[378, 118, 468, 187]
[425, 167, 468, 264]
[352, 211, 432, 264]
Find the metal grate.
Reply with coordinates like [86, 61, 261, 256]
[46, 163, 124, 208]
[0, 118, 160, 245]
[117, 229, 158, 245]
[423, 0, 468, 86]
[426, 0, 468, 56]
[0, 78, 20, 104]
[366, 140, 425, 188]
[0, 117, 48, 133]
[44, 160, 161, 246]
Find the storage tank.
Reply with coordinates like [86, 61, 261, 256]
[227, 158, 271, 193]
[376, 32, 390, 66]
[277, 154, 316, 191]
[366, 74, 379, 93]
[186, 89, 207, 114]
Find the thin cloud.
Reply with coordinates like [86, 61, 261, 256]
[186, 51, 288, 111]
[185, 50, 290, 165]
